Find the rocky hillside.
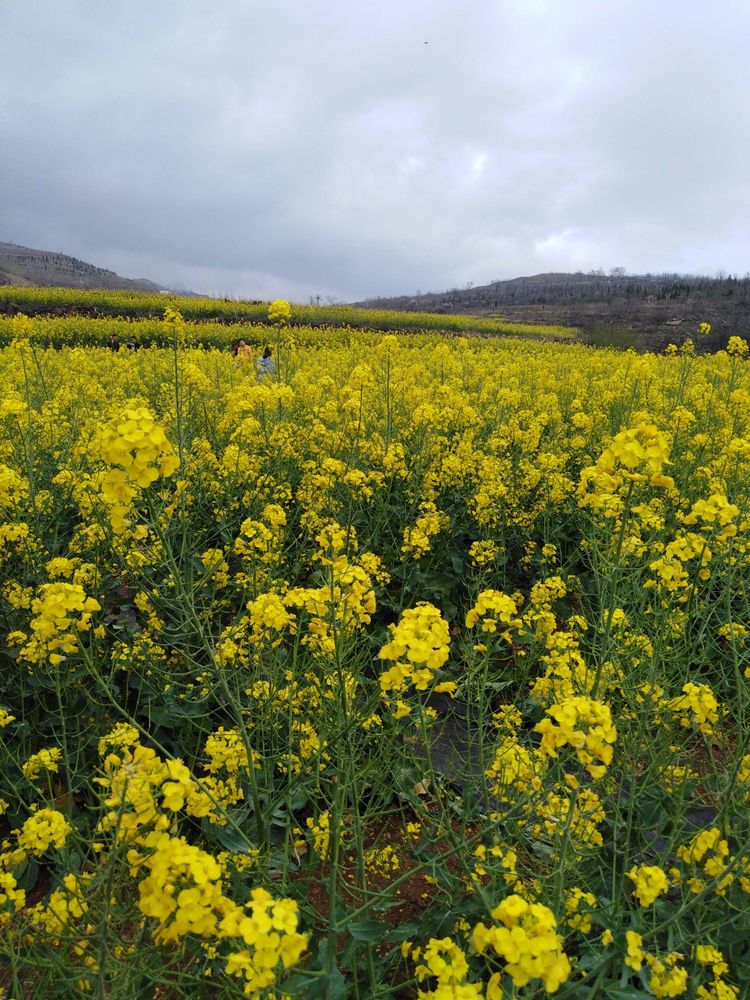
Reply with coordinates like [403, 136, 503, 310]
[0, 241, 167, 292]
[357, 271, 750, 346]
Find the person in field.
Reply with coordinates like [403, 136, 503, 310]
[235, 339, 253, 362]
[256, 345, 275, 376]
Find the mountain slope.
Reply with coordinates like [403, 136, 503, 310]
[356, 271, 750, 342]
[0, 241, 167, 292]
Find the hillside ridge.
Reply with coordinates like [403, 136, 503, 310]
[355, 270, 750, 341]
[0, 241, 169, 293]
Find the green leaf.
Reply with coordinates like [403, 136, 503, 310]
[200, 816, 254, 852]
[316, 970, 348, 1000]
[16, 858, 39, 891]
[604, 988, 652, 999]
[294, 968, 348, 1000]
[387, 921, 420, 941]
[483, 679, 514, 692]
[346, 918, 389, 942]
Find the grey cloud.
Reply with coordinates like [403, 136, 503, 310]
[1, 0, 748, 301]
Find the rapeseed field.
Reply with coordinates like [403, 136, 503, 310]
[0, 302, 748, 998]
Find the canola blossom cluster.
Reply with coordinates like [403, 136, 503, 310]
[93, 405, 179, 532]
[18, 582, 102, 668]
[0, 303, 749, 997]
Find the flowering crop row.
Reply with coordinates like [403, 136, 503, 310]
[0, 309, 748, 997]
[0, 313, 572, 352]
[0, 284, 578, 340]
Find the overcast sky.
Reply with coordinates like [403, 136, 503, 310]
[1, 1, 748, 301]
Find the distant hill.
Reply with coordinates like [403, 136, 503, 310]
[0, 241, 170, 293]
[356, 271, 750, 346]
